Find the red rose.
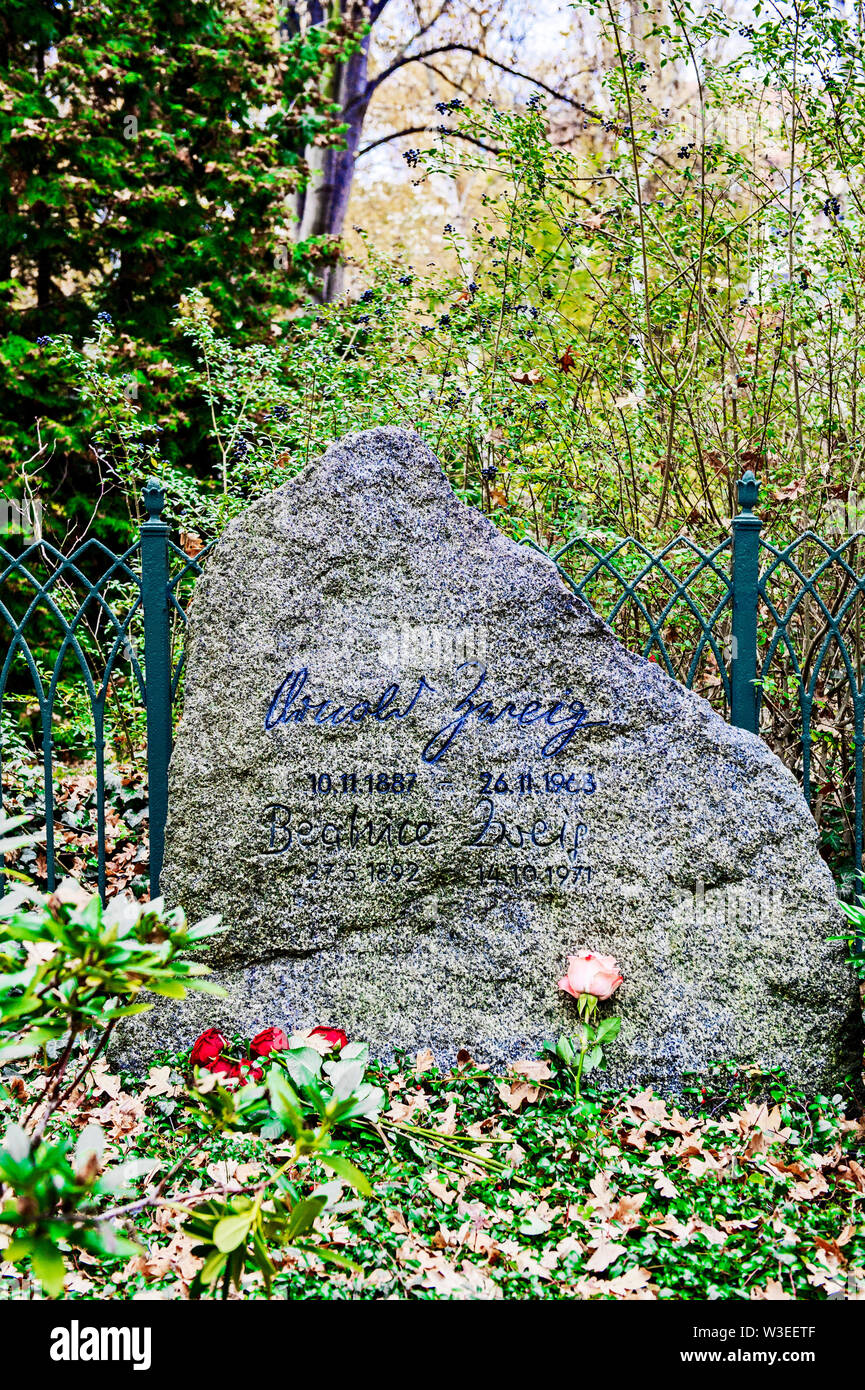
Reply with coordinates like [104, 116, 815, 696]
[239, 1059, 264, 1083]
[310, 1026, 348, 1051]
[250, 1026, 290, 1059]
[209, 1056, 241, 1079]
[190, 1028, 228, 1066]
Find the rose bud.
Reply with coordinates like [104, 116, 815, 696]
[309, 1026, 348, 1050]
[239, 1059, 264, 1083]
[250, 1026, 290, 1058]
[190, 1028, 228, 1066]
[558, 952, 623, 1001]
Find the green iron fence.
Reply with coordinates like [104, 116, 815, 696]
[1, 471, 863, 900]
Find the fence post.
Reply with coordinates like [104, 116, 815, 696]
[140, 478, 172, 898]
[730, 469, 762, 734]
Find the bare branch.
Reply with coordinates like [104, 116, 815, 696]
[357, 124, 503, 158]
[354, 42, 604, 125]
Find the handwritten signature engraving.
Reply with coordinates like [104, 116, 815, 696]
[265, 661, 606, 762]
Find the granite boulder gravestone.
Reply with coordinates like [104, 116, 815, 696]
[118, 427, 859, 1091]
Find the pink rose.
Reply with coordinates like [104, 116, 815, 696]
[558, 952, 623, 1001]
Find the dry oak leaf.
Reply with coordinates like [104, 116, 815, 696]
[623, 1125, 650, 1152]
[814, 1235, 849, 1265]
[135, 1231, 202, 1284]
[718, 1215, 761, 1233]
[424, 1173, 457, 1206]
[141, 1066, 180, 1101]
[751, 1279, 793, 1301]
[555, 1235, 586, 1260]
[179, 530, 204, 558]
[585, 1241, 628, 1273]
[607, 1266, 654, 1298]
[683, 1151, 727, 1179]
[290, 1028, 333, 1055]
[92, 1095, 146, 1138]
[510, 367, 544, 386]
[509, 1059, 552, 1083]
[838, 1158, 865, 1193]
[628, 1090, 668, 1125]
[612, 1192, 648, 1230]
[205, 1159, 262, 1188]
[464, 1229, 500, 1260]
[414, 1047, 435, 1077]
[773, 478, 807, 502]
[663, 1109, 702, 1138]
[496, 1078, 541, 1111]
[789, 1172, 830, 1202]
[88, 1063, 123, 1100]
[691, 1220, 727, 1247]
[385, 1092, 429, 1123]
[466, 1117, 498, 1141]
[655, 1214, 690, 1242]
[653, 1171, 679, 1200]
[435, 1101, 458, 1136]
[587, 1172, 617, 1216]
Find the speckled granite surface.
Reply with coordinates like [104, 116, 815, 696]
[115, 427, 861, 1092]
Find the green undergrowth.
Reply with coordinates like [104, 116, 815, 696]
[3, 1050, 863, 1302]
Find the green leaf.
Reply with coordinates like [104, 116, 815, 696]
[282, 1046, 323, 1087]
[326, 1057, 365, 1100]
[2, 1236, 33, 1264]
[595, 1016, 622, 1043]
[285, 1194, 327, 1240]
[213, 1210, 255, 1253]
[294, 1242, 360, 1273]
[31, 1240, 66, 1298]
[318, 1152, 373, 1196]
[182, 978, 228, 997]
[145, 980, 187, 999]
[267, 1071, 305, 1137]
[77, 1224, 143, 1260]
[103, 1002, 153, 1019]
[199, 1248, 228, 1286]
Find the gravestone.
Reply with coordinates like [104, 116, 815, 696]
[118, 427, 859, 1091]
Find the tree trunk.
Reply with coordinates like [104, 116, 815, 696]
[294, 29, 373, 300]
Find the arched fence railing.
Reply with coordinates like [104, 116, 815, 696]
[0, 471, 863, 903]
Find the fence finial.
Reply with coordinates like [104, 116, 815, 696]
[142, 477, 166, 521]
[737, 469, 759, 513]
